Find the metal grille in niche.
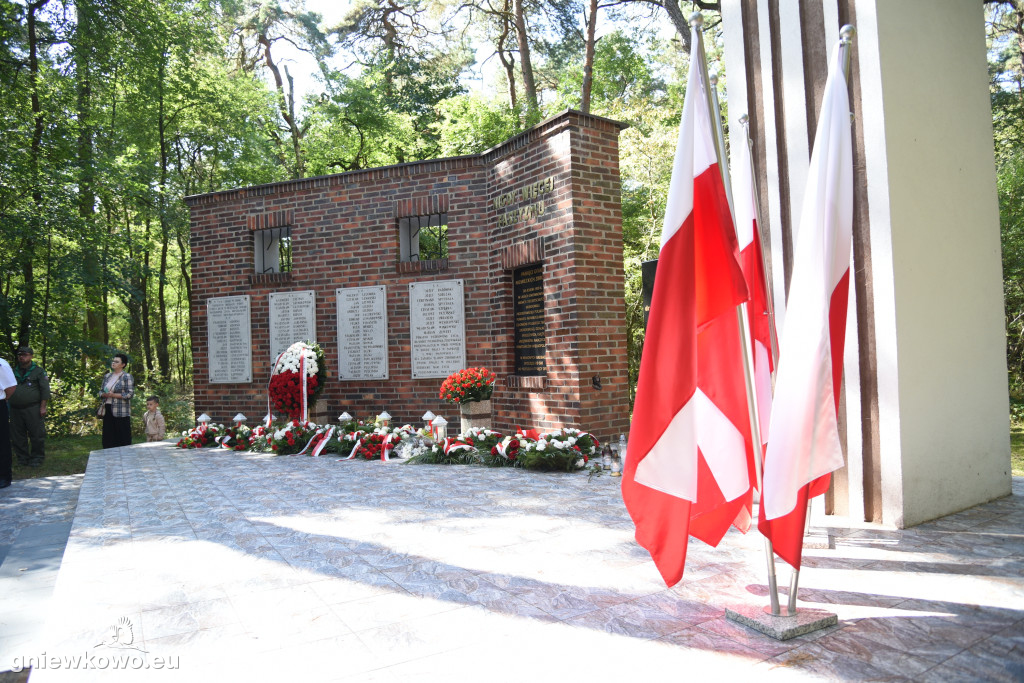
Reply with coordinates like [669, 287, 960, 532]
[254, 227, 292, 273]
[400, 213, 448, 262]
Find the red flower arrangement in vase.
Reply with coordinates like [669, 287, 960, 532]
[439, 367, 496, 404]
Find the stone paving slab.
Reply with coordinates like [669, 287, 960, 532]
[4, 442, 1024, 681]
[0, 477, 81, 677]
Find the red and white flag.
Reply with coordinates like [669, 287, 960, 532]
[731, 126, 777, 445]
[759, 43, 854, 570]
[621, 55, 754, 588]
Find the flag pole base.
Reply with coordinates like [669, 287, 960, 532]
[725, 605, 837, 641]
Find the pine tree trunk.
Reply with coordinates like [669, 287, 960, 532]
[581, 0, 599, 113]
[76, 1, 105, 357]
[20, 0, 47, 348]
[512, 0, 539, 118]
[143, 215, 154, 377]
[157, 55, 171, 380]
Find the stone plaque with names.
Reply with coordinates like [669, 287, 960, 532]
[336, 285, 389, 380]
[207, 295, 252, 383]
[268, 290, 316, 360]
[513, 265, 546, 375]
[409, 279, 466, 379]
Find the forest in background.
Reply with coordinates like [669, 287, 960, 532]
[1, 0, 1022, 435]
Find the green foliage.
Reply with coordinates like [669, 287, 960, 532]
[11, 435, 100, 481]
[511, 447, 580, 472]
[988, 2, 1024, 393]
[7, 0, 1014, 435]
[133, 382, 195, 436]
[999, 151, 1024, 391]
[46, 377, 104, 438]
[431, 94, 524, 157]
[550, 30, 666, 114]
[1011, 427, 1024, 476]
[0, 0, 289, 435]
[406, 443, 479, 465]
[305, 47, 470, 173]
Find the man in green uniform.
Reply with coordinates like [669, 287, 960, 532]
[10, 347, 50, 468]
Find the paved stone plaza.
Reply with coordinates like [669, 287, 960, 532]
[1, 441, 1022, 681]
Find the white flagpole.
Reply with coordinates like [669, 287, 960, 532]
[783, 23, 856, 617]
[690, 11, 781, 616]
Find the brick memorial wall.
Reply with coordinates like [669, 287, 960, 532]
[186, 109, 631, 442]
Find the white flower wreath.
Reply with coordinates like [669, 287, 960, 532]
[274, 341, 320, 376]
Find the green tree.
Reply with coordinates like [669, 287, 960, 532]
[987, 0, 1024, 393]
[1, 0, 294, 432]
[221, 0, 332, 178]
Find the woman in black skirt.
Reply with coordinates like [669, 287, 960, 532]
[99, 353, 134, 448]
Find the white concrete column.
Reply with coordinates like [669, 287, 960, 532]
[856, 0, 1010, 526]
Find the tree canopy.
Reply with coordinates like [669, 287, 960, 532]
[0, 0, 1018, 432]
[987, 1, 1024, 399]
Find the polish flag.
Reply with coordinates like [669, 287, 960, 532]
[731, 125, 777, 445]
[759, 43, 854, 570]
[621, 55, 754, 588]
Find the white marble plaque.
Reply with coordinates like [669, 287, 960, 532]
[409, 279, 466, 379]
[336, 285, 389, 380]
[268, 290, 316, 360]
[207, 295, 252, 383]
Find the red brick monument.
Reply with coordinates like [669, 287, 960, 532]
[185, 109, 630, 442]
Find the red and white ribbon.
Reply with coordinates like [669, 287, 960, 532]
[299, 354, 308, 423]
[312, 426, 335, 457]
[295, 425, 335, 457]
[443, 438, 474, 456]
[293, 429, 314, 456]
[342, 435, 363, 461]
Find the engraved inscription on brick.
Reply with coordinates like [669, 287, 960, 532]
[336, 285, 389, 380]
[514, 265, 546, 376]
[268, 290, 316, 360]
[409, 279, 466, 379]
[208, 295, 252, 383]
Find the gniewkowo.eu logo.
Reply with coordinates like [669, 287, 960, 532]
[11, 651, 180, 672]
[12, 617, 180, 672]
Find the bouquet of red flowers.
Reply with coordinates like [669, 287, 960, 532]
[219, 424, 253, 451]
[269, 372, 320, 420]
[270, 420, 317, 455]
[356, 433, 389, 460]
[485, 435, 521, 467]
[439, 367, 496, 404]
[269, 341, 327, 421]
[176, 423, 222, 449]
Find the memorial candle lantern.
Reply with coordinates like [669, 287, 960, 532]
[601, 444, 612, 471]
[422, 411, 435, 435]
[378, 411, 391, 429]
[610, 452, 622, 477]
[338, 412, 352, 425]
[233, 413, 247, 428]
[431, 416, 448, 441]
[197, 413, 212, 429]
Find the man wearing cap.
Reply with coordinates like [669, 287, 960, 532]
[10, 347, 50, 468]
[0, 356, 15, 488]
